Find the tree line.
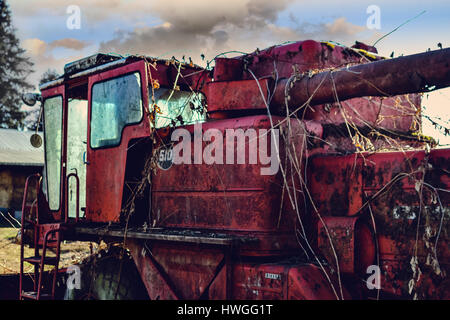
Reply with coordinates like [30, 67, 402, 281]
[0, 0, 59, 130]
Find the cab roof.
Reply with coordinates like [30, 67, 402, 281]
[39, 53, 206, 91]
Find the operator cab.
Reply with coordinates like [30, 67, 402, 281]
[27, 53, 208, 224]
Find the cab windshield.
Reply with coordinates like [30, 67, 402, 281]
[90, 72, 143, 149]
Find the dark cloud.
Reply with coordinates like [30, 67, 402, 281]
[213, 30, 229, 47]
[97, 0, 377, 62]
[99, 0, 296, 60]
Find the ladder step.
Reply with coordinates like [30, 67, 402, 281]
[21, 291, 52, 300]
[23, 256, 59, 266]
[30, 242, 59, 249]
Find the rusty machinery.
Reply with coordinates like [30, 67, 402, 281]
[18, 40, 449, 300]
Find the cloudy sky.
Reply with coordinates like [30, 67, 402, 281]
[8, 0, 450, 144]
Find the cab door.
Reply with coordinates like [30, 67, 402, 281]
[66, 98, 88, 219]
[86, 60, 150, 222]
[41, 85, 65, 218]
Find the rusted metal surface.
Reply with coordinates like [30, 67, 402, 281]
[233, 262, 345, 299]
[302, 94, 421, 135]
[213, 57, 244, 81]
[128, 241, 180, 300]
[310, 149, 449, 299]
[129, 239, 343, 300]
[207, 79, 269, 113]
[272, 47, 450, 109]
[128, 240, 228, 300]
[151, 115, 316, 255]
[233, 40, 378, 80]
[29, 39, 450, 300]
[317, 216, 375, 274]
[214, 40, 425, 134]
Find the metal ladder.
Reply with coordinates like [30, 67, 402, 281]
[19, 174, 63, 300]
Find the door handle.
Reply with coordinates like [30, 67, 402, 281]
[83, 151, 90, 165]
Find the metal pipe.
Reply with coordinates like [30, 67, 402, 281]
[271, 48, 450, 111]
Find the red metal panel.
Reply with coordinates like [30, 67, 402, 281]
[235, 40, 367, 81]
[309, 153, 364, 216]
[128, 241, 344, 300]
[310, 149, 450, 299]
[151, 115, 321, 254]
[232, 262, 343, 300]
[206, 79, 269, 113]
[213, 58, 243, 81]
[152, 245, 224, 299]
[128, 241, 178, 300]
[129, 241, 225, 300]
[287, 264, 347, 300]
[317, 216, 375, 274]
[233, 263, 287, 299]
[208, 265, 227, 300]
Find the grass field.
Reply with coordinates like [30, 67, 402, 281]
[0, 227, 95, 274]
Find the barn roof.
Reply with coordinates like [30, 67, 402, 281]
[0, 129, 44, 166]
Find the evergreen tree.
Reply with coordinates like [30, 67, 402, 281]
[0, 0, 34, 129]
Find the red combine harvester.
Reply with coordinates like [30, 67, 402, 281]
[17, 40, 449, 300]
